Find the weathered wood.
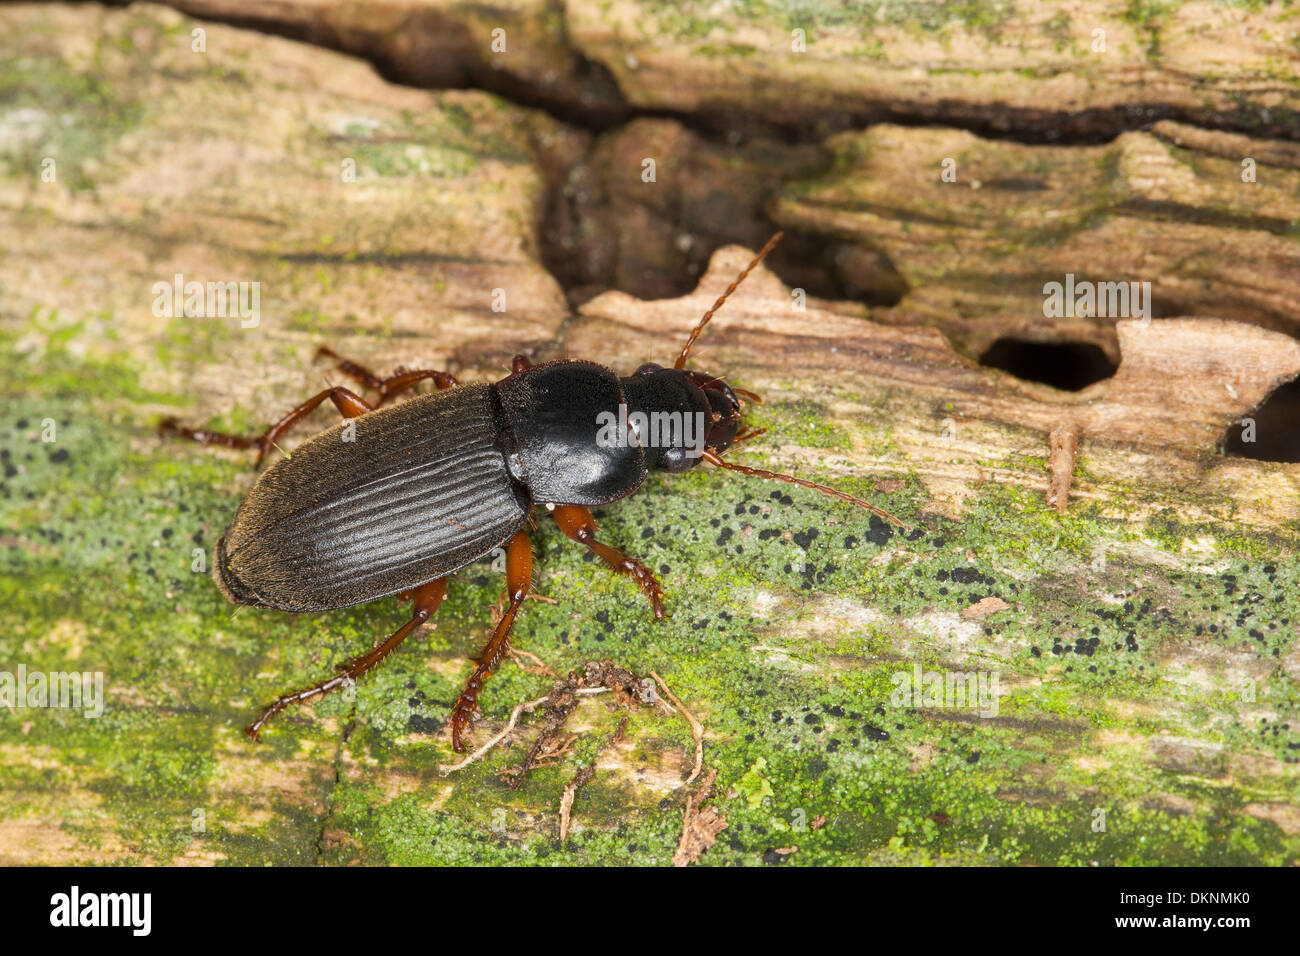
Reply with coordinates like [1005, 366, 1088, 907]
[1, 2, 575, 409]
[130, 0, 1300, 139]
[575, 247, 1300, 523]
[771, 122, 1300, 361]
[0, 2, 1297, 867]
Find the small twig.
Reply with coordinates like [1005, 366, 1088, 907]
[439, 694, 548, 774]
[650, 670, 704, 786]
[509, 647, 560, 678]
[440, 688, 610, 776]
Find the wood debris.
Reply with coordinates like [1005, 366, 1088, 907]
[961, 596, 1011, 620]
[559, 766, 595, 844]
[672, 770, 726, 867]
[1047, 423, 1079, 514]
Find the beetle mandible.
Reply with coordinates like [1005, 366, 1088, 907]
[160, 233, 904, 751]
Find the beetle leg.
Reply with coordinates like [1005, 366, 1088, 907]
[316, 346, 459, 407]
[374, 368, 459, 406]
[550, 505, 665, 620]
[450, 528, 533, 752]
[160, 385, 373, 466]
[245, 578, 449, 740]
[258, 386, 372, 460]
[314, 346, 385, 390]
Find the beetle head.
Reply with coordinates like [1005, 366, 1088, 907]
[635, 232, 906, 529]
[629, 363, 747, 472]
[683, 369, 743, 455]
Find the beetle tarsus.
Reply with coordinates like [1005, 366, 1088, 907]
[314, 346, 384, 390]
[157, 417, 262, 453]
[243, 578, 448, 740]
[159, 385, 375, 467]
[550, 504, 666, 620]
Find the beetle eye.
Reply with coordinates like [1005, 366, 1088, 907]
[634, 362, 662, 376]
[660, 446, 697, 473]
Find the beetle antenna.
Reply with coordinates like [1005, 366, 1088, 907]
[674, 231, 783, 370]
[700, 449, 908, 528]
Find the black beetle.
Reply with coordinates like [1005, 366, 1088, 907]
[160, 233, 904, 751]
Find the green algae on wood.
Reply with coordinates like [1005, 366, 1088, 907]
[1, 316, 1297, 864]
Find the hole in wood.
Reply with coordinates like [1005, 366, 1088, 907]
[1223, 377, 1300, 463]
[978, 338, 1118, 392]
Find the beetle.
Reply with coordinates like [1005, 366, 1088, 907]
[160, 233, 904, 751]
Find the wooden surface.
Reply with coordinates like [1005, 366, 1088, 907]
[0, 2, 1297, 866]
